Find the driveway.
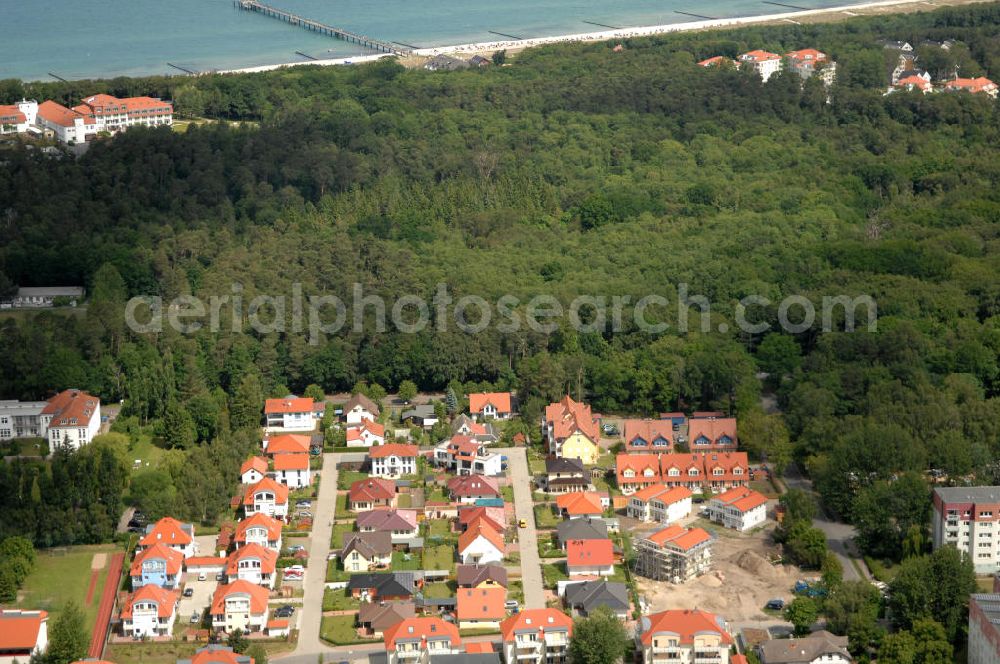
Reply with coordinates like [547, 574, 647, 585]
[500, 446, 546, 610]
[178, 575, 217, 626]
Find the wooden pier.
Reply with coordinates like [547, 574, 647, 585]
[235, 0, 409, 56]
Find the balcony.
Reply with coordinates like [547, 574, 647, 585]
[396, 650, 423, 659]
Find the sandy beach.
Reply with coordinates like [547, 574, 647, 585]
[217, 0, 995, 75]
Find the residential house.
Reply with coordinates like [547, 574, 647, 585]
[401, 405, 439, 429]
[635, 525, 713, 583]
[424, 54, 470, 71]
[130, 542, 185, 589]
[272, 453, 311, 489]
[447, 475, 501, 504]
[469, 392, 514, 420]
[688, 417, 738, 454]
[451, 415, 500, 444]
[703, 487, 768, 531]
[240, 457, 268, 485]
[225, 543, 278, 588]
[345, 393, 381, 425]
[139, 517, 196, 558]
[563, 580, 629, 619]
[500, 609, 573, 664]
[72, 93, 172, 133]
[0, 100, 37, 135]
[468, 55, 492, 67]
[0, 609, 48, 664]
[698, 55, 738, 67]
[120, 584, 179, 638]
[932, 486, 1000, 573]
[456, 586, 507, 629]
[384, 617, 462, 664]
[243, 477, 289, 519]
[945, 76, 999, 97]
[458, 506, 507, 533]
[370, 444, 420, 478]
[434, 436, 503, 476]
[264, 434, 311, 456]
[556, 518, 609, 551]
[757, 630, 852, 664]
[456, 564, 508, 589]
[7, 286, 84, 309]
[235, 513, 283, 551]
[969, 593, 1000, 664]
[341, 531, 393, 572]
[544, 396, 601, 465]
[895, 75, 933, 93]
[556, 492, 606, 519]
[0, 398, 48, 440]
[544, 458, 593, 494]
[35, 100, 98, 144]
[210, 580, 269, 634]
[41, 388, 101, 451]
[347, 420, 386, 447]
[623, 419, 675, 454]
[785, 49, 836, 84]
[357, 509, 420, 545]
[617, 454, 666, 494]
[264, 396, 315, 432]
[739, 50, 782, 81]
[566, 539, 614, 578]
[349, 478, 397, 512]
[618, 452, 749, 495]
[348, 572, 417, 601]
[637, 609, 734, 664]
[178, 645, 254, 664]
[704, 452, 751, 490]
[359, 601, 416, 638]
[627, 485, 692, 524]
[458, 518, 505, 565]
[881, 40, 914, 51]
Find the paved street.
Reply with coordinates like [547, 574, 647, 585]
[503, 446, 546, 609]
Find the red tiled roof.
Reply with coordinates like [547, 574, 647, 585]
[235, 513, 283, 543]
[210, 580, 269, 616]
[703, 452, 749, 483]
[241, 456, 267, 475]
[469, 392, 513, 415]
[121, 96, 172, 112]
[186, 556, 226, 568]
[140, 517, 192, 548]
[623, 419, 675, 451]
[632, 484, 692, 505]
[130, 542, 184, 577]
[42, 389, 99, 427]
[0, 105, 26, 124]
[0, 610, 48, 651]
[267, 619, 289, 630]
[265, 397, 314, 414]
[37, 101, 93, 127]
[698, 55, 733, 67]
[191, 647, 251, 664]
[646, 525, 712, 551]
[465, 642, 495, 653]
[369, 443, 419, 459]
[688, 418, 737, 448]
[545, 395, 599, 443]
[616, 453, 662, 485]
[945, 76, 997, 93]
[456, 586, 507, 621]
[120, 584, 179, 620]
[567, 538, 614, 568]
[265, 434, 311, 455]
[458, 518, 505, 554]
[383, 617, 461, 649]
[713, 486, 768, 512]
[785, 48, 827, 63]
[273, 453, 309, 471]
[740, 49, 781, 62]
[458, 506, 505, 532]
[226, 543, 278, 576]
[556, 492, 604, 516]
[897, 75, 932, 91]
[640, 609, 732, 645]
[447, 475, 501, 498]
[350, 477, 396, 502]
[500, 609, 573, 641]
[243, 477, 289, 506]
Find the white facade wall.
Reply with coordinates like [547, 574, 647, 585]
[650, 496, 692, 525]
[371, 454, 417, 478]
[275, 468, 310, 489]
[459, 537, 503, 565]
[124, 603, 176, 638]
[46, 402, 100, 452]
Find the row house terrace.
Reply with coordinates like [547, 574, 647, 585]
[617, 452, 749, 495]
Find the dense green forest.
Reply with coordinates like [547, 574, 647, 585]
[1, 3, 999, 563]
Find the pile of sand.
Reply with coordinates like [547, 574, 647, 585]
[734, 550, 780, 580]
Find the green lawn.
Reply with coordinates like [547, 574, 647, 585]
[330, 522, 355, 548]
[425, 519, 452, 539]
[128, 435, 168, 471]
[106, 642, 200, 664]
[322, 588, 361, 611]
[326, 559, 351, 582]
[337, 469, 369, 490]
[508, 580, 524, 603]
[17, 544, 120, 634]
[392, 550, 421, 570]
[398, 493, 413, 508]
[501, 486, 515, 503]
[538, 534, 563, 558]
[3, 436, 48, 457]
[542, 562, 568, 588]
[321, 614, 377, 645]
[335, 492, 349, 517]
[533, 504, 559, 528]
[528, 454, 547, 474]
[422, 544, 455, 571]
[426, 486, 448, 503]
[422, 581, 456, 598]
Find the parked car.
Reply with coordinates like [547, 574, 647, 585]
[518, 519, 527, 528]
[601, 423, 618, 435]
[765, 598, 785, 611]
[190, 612, 201, 624]
[198, 572, 207, 581]
[288, 545, 306, 553]
[215, 573, 225, 582]
[183, 588, 194, 597]
[296, 500, 312, 508]
[505, 600, 519, 610]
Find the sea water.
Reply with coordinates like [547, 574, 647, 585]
[0, 0, 850, 81]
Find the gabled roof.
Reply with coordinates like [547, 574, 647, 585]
[345, 393, 381, 416]
[563, 580, 630, 612]
[546, 457, 586, 475]
[545, 395, 599, 443]
[623, 419, 675, 448]
[226, 543, 278, 576]
[698, 55, 736, 67]
[358, 600, 416, 630]
[37, 101, 93, 127]
[384, 617, 461, 649]
[140, 517, 193, 548]
[264, 396, 314, 414]
[740, 49, 781, 62]
[646, 486, 693, 507]
[757, 630, 851, 664]
[457, 586, 507, 621]
[712, 486, 768, 512]
[342, 531, 393, 559]
[348, 419, 386, 442]
[210, 580, 269, 616]
[350, 478, 396, 503]
[896, 75, 932, 91]
[235, 513, 283, 543]
[185, 645, 254, 664]
[42, 389, 99, 427]
[130, 542, 184, 577]
[241, 456, 268, 476]
[556, 492, 604, 516]
[265, 434, 311, 455]
[120, 584, 179, 620]
[557, 518, 608, 543]
[369, 443, 419, 459]
[0, 105, 26, 123]
[703, 452, 749, 477]
[567, 539, 614, 568]
[456, 564, 508, 588]
[785, 48, 827, 63]
[356, 508, 418, 531]
[0, 610, 48, 651]
[945, 76, 997, 93]
[616, 454, 662, 484]
[469, 392, 513, 415]
[500, 609, 573, 641]
[644, 525, 712, 551]
[639, 609, 732, 645]
[458, 519, 505, 555]
[272, 453, 309, 471]
[448, 475, 501, 499]
[243, 477, 289, 505]
[347, 572, 416, 597]
[458, 506, 505, 533]
[688, 418, 737, 446]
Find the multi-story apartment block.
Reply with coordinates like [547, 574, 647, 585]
[969, 591, 1000, 664]
[637, 609, 733, 664]
[703, 487, 768, 531]
[500, 608, 573, 664]
[383, 617, 462, 664]
[933, 486, 1000, 573]
[635, 526, 713, 583]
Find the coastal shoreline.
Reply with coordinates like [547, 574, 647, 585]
[215, 0, 994, 75]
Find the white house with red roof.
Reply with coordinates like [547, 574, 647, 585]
[447, 475, 501, 504]
[210, 580, 269, 634]
[139, 517, 196, 558]
[556, 491, 607, 519]
[627, 485, 692, 524]
[383, 617, 462, 664]
[0, 100, 37, 135]
[120, 585, 179, 638]
[945, 76, 999, 98]
[225, 543, 278, 588]
[347, 420, 385, 447]
[344, 393, 381, 425]
[131, 542, 185, 589]
[785, 48, 837, 84]
[468, 392, 514, 420]
[240, 457, 268, 485]
[74, 94, 172, 132]
[895, 75, 934, 93]
[704, 486, 769, 531]
[433, 436, 502, 476]
[264, 396, 315, 432]
[40, 389, 101, 452]
[0, 609, 48, 664]
[617, 452, 749, 494]
[698, 55, 738, 68]
[272, 453, 311, 488]
[458, 518, 505, 565]
[263, 433, 311, 456]
[369, 443, 419, 478]
[567, 539, 615, 577]
[500, 608, 573, 664]
[235, 513, 283, 551]
[35, 101, 98, 144]
[739, 50, 783, 82]
[242, 477, 289, 519]
[638, 609, 734, 664]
